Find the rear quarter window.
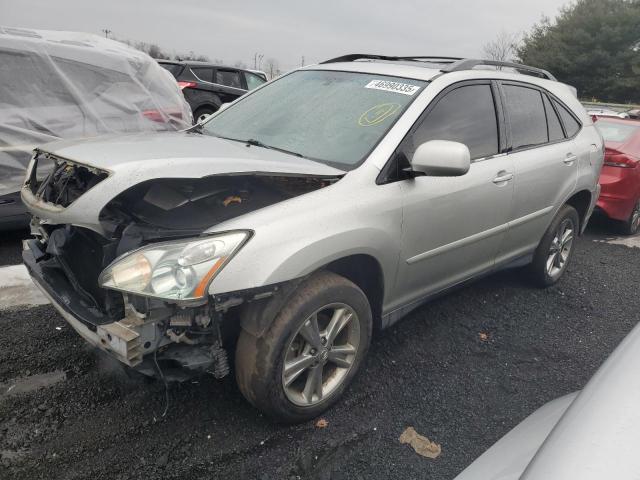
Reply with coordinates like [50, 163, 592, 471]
[543, 94, 565, 142]
[554, 99, 581, 137]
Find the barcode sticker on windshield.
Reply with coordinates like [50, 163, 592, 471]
[365, 80, 420, 96]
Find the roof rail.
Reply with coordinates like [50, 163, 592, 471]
[319, 54, 556, 81]
[320, 54, 463, 65]
[442, 59, 556, 81]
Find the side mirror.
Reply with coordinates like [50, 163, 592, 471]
[410, 140, 471, 177]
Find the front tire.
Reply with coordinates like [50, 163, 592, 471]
[528, 204, 579, 287]
[235, 271, 372, 423]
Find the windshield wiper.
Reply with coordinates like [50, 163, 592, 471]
[246, 138, 304, 158]
[197, 130, 305, 158]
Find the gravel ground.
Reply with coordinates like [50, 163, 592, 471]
[0, 223, 638, 480]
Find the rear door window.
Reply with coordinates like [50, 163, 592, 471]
[216, 69, 243, 89]
[190, 67, 214, 83]
[503, 84, 548, 149]
[543, 94, 565, 141]
[554, 99, 581, 137]
[405, 84, 499, 160]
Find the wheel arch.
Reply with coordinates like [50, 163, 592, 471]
[323, 254, 385, 330]
[237, 253, 386, 338]
[565, 189, 592, 233]
[193, 102, 219, 114]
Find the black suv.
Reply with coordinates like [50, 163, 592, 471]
[159, 60, 267, 123]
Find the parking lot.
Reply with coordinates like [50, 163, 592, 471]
[1, 219, 638, 480]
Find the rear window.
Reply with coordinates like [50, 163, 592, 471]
[503, 85, 548, 149]
[596, 120, 640, 142]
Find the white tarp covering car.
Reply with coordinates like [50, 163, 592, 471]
[0, 26, 192, 227]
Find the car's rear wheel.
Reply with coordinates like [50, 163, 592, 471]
[528, 204, 579, 287]
[235, 271, 372, 423]
[621, 200, 640, 235]
[193, 106, 216, 124]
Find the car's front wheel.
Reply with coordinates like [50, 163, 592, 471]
[528, 204, 579, 287]
[235, 271, 372, 423]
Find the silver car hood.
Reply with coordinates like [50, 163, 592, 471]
[33, 131, 345, 175]
[22, 132, 345, 234]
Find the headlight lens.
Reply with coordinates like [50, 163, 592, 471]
[99, 231, 249, 300]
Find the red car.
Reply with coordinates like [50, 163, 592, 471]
[595, 117, 640, 235]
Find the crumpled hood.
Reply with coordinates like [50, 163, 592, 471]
[22, 131, 345, 234]
[38, 131, 345, 177]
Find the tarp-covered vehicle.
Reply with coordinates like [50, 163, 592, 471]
[0, 26, 192, 228]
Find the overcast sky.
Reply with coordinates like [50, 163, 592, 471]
[2, 0, 569, 71]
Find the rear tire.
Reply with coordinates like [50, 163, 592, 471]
[528, 204, 579, 287]
[621, 200, 640, 236]
[235, 271, 372, 423]
[193, 106, 216, 124]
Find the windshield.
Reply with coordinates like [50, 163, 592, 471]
[201, 70, 427, 169]
[596, 120, 640, 143]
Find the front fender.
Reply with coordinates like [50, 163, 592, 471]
[209, 226, 400, 298]
[207, 172, 403, 298]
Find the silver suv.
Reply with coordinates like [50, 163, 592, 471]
[21, 55, 603, 422]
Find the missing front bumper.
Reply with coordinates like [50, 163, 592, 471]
[23, 239, 230, 376]
[23, 239, 146, 366]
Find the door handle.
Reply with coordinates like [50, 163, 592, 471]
[564, 153, 578, 165]
[493, 171, 514, 184]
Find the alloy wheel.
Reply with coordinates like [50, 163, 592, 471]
[197, 112, 212, 123]
[282, 303, 360, 407]
[546, 218, 575, 279]
[630, 201, 640, 234]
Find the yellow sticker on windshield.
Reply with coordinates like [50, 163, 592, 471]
[358, 103, 401, 127]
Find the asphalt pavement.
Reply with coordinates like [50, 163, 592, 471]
[0, 221, 638, 480]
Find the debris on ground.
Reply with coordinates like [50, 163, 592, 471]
[315, 418, 329, 429]
[399, 427, 441, 459]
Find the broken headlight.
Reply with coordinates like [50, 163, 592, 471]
[98, 231, 250, 301]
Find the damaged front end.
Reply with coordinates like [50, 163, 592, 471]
[22, 149, 339, 380]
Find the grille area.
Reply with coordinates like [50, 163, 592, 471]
[26, 152, 108, 208]
[43, 226, 124, 320]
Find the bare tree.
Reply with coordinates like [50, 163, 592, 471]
[264, 58, 279, 79]
[234, 60, 248, 69]
[147, 43, 170, 60]
[482, 30, 520, 63]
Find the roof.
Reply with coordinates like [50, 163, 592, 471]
[310, 53, 558, 84]
[157, 59, 250, 72]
